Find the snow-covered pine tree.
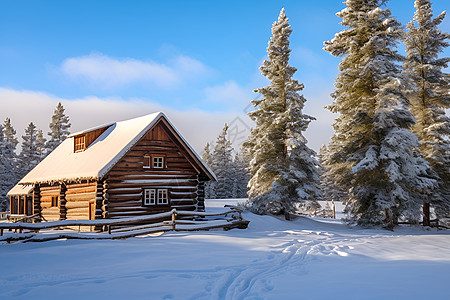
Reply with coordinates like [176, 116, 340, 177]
[244, 8, 321, 216]
[212, 124, 234, 199]
[3, 118, 18, 150]
[324, 0, 435, 228]
[18, 122, 40, 177]
[202, 142, 216, 199]
[0, 125, 17, 211]
[318, 145, 347, 203]
[36, 129, 48, 161]
[404, 0, 450, 222]
[2, 117, 19, 188]
[231, 152, 250, 199]
[47, 102, 71, 152]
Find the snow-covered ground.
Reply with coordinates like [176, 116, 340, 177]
[0, 199, 449, 299]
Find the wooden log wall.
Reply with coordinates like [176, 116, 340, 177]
[65, 182, 97, 220]
[59, 184, 67, 220]
[33, 185, 41, 222]
[102, 180, 109, 218]
[40, 185, 61, 221]
[197, 179, 205, 212]
[96, 181, 104, 219]
[105, 122, 199, 219]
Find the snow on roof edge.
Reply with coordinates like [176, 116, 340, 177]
[16, 111, 215, 185]
[7, 183, 34, 196]
[97, 112, 163, 178]
[69, 122, 115, 137]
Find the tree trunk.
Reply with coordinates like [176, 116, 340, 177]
[423, 202, 430, 226]
[385, 208, 394, 230]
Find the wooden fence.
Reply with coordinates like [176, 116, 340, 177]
[0, 208, 249, 243]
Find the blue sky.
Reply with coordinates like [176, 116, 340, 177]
[1, 0, 449, 152]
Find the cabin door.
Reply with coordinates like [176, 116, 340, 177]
[89, 200, 95, 220]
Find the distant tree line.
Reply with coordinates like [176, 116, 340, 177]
[0, 102, 71, 210]
[202, 124, 250, 200]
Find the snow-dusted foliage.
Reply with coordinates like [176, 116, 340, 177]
[318, 145, 348, 203]
[36, 129, 47, 161]
[0, 125, 17, 210]
[3, 117, 18, 150]
[404, 0, 450, 218]
[18, 122, 40, 177]
[202, 140, 250, 199]
[211, 124, 235, 199]
[323, 0, 435, 227]
[47, 102, 71, 152]
[231, 152, 250, 198]
[245, 9, 321, 215]
[202, 142, 216, 199]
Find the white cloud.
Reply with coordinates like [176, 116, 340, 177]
[60, 53, 210, 89]
[0, 88, 245, 154]
[204, 80, 254, 107]
[0, 86, 336, 154]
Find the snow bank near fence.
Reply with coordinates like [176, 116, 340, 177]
[0, 199, 449, 299]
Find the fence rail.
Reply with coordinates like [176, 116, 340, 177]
[0, 208, 249, 243]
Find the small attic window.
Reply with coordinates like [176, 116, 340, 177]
[74, 135, 86, 152]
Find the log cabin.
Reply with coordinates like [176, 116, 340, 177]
[7, 112, 216, 222]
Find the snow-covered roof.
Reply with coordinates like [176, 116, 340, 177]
[7, 183, 33, 196]
[16, 112, 215, 185]
[68, 122, 115, 138]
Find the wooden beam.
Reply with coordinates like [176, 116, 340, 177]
[33, 184, 41, 223]
[59, 183, 67, 220]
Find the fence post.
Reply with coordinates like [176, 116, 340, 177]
[332, 200, 336, 219]
[172, 210, 176, 231]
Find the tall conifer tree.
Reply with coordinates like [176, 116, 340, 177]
[245, 9, 320, 215]
[18, 122, 40, 176]
[3, 118, 18, 150]
[212, 124, 234, 199]
[0, 125, 16, 210]
[47, 102, 71, 152]
[36, 129, 48, 161]
[318, 145, 347, 203]
[404, 0, 450, 221]
[231, 152, 250, 199]
[324, 0, 435, 227]
[2, 118, 19, 191]
[202, 142, 216, 199]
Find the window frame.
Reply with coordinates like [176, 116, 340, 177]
[143, 154, 166, 169]
[142, 188, 170, 206]
[143, 188, 156, 206]
[74, 135, 86, 153]
[153, 156, 165, 169]
[157, 189, 169, 205]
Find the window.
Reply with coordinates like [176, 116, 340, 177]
[143, 155, 165, 169]
[51, 196, 58, 207]
[143, 155, 151, 168]
[153, 156, 164, 168]
[11, 197, 18, 214]
[143, 188, 169, 206]
[143, 189, 156, 205]
[74, 135, 86, 152]
[158, 189, 168, 205]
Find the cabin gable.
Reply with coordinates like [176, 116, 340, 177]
[104, 120, 200, 218]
